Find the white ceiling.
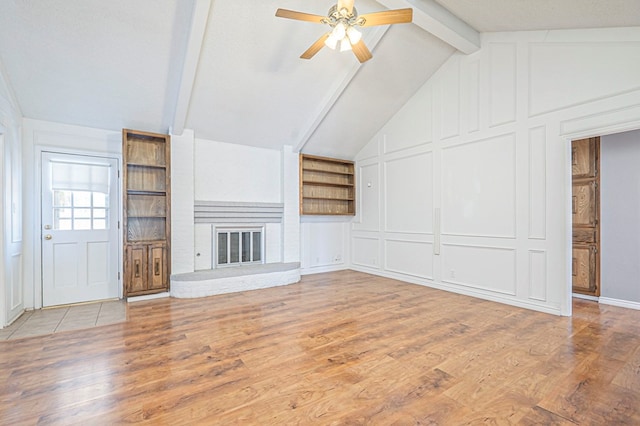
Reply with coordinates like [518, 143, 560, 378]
[0, 0, 639, 159]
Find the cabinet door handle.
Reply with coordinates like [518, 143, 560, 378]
[154, 258, 160, 276]
[134, 260, 140, 278]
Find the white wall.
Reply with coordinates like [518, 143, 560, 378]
[600, 129, 640, 306]
[192, 138, 292, 269]
[170, 129, 195, 275]
[300, 216, 351, 275]
[22, 119, 121, 309]
[352, 28, 640, 315]
[0, 60, 24, 326]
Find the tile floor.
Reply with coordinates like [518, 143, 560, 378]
[0, 300, 127, 341]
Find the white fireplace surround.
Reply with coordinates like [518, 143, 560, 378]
[170, 200, 300, 298]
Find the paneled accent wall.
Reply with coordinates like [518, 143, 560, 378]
[352, 28, 640, 315]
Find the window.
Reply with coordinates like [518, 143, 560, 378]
[49, 160, 112, 231]
[217, 228, 263, 266]
[53, 190, 109, 230]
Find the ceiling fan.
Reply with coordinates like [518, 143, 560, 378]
[275, 0, 413, 63]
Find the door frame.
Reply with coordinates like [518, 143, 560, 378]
[35, 146, 122, 308]
[561, 119, 640, 316]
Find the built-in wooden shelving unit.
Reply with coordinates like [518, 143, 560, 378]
[123, 129, 171, 296]
[299, 154, 355, 216]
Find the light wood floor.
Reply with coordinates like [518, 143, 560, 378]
[1, 270, 639, 425]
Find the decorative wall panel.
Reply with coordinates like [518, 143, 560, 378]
[442, 244, 517, 295]
[529, 42, 640, 116]
[441, 133, 516, 237]
[528, 126, 546, 239]
[354, 163, 380, 231]
[489, 43, 517, 127]
[463, 59, 480, 133]
[384, 152, 433, 234]
[440, 59, 460, 140]
[384, 239, 433, 279]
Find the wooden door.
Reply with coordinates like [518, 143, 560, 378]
[571, 138, 600, 296]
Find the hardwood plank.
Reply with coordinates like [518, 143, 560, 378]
[1, 270, 639, 424]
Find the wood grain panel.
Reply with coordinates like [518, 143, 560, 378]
[125, 137, 167, 166]
[148, 244, 166, 290]
[573, 228, 596, 244]
[572, 181, 596, 226]
[572, 245, 596, 292]
[125, 245, 146, 294]
[1, 271, 638, 424]
[571, 137, 599, 296]
[571, 138, 597, 178]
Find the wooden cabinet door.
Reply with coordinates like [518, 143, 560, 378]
[572, 138, 597, 178]
[126, 245, 147, 295]
[572, 245, 596, 293]
[572, 181, 597, 227]
[571, 137, 599, 296]
[148, 244, 167, 290]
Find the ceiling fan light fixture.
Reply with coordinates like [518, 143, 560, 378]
[324, 33, 339, 50]
[332, 21, 347, 40]
[346, 26, 361, 44]
[340, 38, 352, 52]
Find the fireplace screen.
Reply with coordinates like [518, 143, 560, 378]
[217, 228, 263, 266]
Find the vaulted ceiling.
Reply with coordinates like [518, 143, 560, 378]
[0, 0, 639, 159]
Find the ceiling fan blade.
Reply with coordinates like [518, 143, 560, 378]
[275, 8, 326, 23]
[351, 40, 373, 63]
[301, 33, 330, 60]
[337, 0, 355, 14]
[358, 8, 413, 27]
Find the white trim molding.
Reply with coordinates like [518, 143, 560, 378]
[599, 297, 640, 311]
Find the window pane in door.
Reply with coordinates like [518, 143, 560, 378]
[58, 219, 72, 230]
[93, 192, 107, 207]
[74, 219, 91, 230]
[218, 233, 228, 264]
[230, 232, 240, 263]
[75, 208, 91, 218]
[74, 191, 92, 207]
[54, 190, 72, 207]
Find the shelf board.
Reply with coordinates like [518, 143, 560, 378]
[301, 180, 354, 187]
[301, 168, 353, 176]
[126, 189, 166, 195]
[302, 196, 354, 201]
[126, 162, 166, 168]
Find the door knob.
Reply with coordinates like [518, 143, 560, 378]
[44, 234, 52, 240]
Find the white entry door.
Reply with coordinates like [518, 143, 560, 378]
[41, 152, 119, 307]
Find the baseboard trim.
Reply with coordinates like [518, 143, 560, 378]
[127, 292, 170, 303]
[598, 297, 640, 310]
[572, 293, 599, 301]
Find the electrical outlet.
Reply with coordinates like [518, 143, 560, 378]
[450, 269, 456, 279]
